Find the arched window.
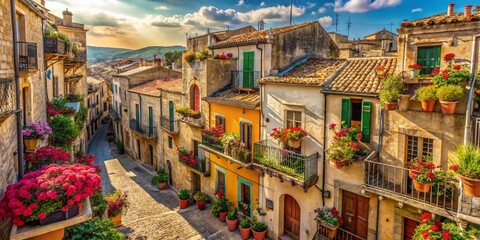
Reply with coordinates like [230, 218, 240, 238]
[191, 84, 200, 111]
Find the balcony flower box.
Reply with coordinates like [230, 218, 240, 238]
[270, 127, 307, 148]
[325, 123, 363, 169]
[315, 206, 343, 240]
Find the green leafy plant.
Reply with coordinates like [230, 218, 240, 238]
[151, 169, 169, 185]
[227, 208, 238, 221]
[210, 196, 232, 216]
[115, 141, 125, 154]
[413, 212, 465, 240]
[432, 67, 471, 88]
[50, 114, 79, 152]
[177, 189, 191, 200]
[193, 191, 209, 202]
[197, 49, 211, 60]
[415, 86, 437, 101]
[65, 93, 84, 102]
[379, 75, 405, 106]
[436, 85, 464, 102]
[176, 106, 191, 116]
[90, 190, 108, 218]
[65, 217, 123, 240]
[379, 90, 400, 105]
[450, 144, 480, 179]
[106, 190, 129, 217]
[184, 52, 197, 63]
[252, 221, 267, 232]
[240, 218, 251, 229]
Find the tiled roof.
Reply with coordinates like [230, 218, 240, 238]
[258, 58, 346, 86]
[129, 78, 182, 97]
[115, 66, 153, 77]
[324, 57, 397, 95]
[207, 89, 260, 109]
[212, 21, 317, 47]
[401, 12, 480, 29]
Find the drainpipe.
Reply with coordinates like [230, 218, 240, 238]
[10, 0, 25, 179]
[464, 34, 480, 144]
[375, 196, 382, 240]
[256, 42, 263, 79]
[42, 22, 48, 102]
[402, 34, 409, 73]
[321, 92, 328, 207]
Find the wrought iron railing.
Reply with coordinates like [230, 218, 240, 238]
[253, 140, 318, 181]
[129, 119, 157, 139]
[178, 153, 210, 175]
[44, 37, 66, 54]
[201, 133, 252, 164]
[364, 160, 458, 211]
[18, 42, 37, 71]
[0, 78, 15, 115]
[201, 133, 224, 153]
[160, 116, 179, 133]
[231, 70, 260, 89]
[316, 226, 366, 240]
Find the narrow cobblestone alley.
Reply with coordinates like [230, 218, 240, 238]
[88, 122, 243, 240]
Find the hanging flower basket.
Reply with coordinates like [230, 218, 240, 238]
[288, 139, 301, 148]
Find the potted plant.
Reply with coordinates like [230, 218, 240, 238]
[410, 161, 439, 193]
[65, 217, 123, 240]
[431, 54, 471, 88]
[151, 169, 169, 190]
[450, 144, 480, 197]
[252, 221, 268, 240]
[315, 206, 343, 240]
[226, 208, 238, 231]
[436, 85, 464, 115]
[178, 189, 191, 209]
[115, 141, 125, 154]
[90, 190, 108, 218]
[210, 195, 232, 222]
[413, 212, 466, 240]
[325, 123, 362, 169]
[239, 217, 252, 239]
[379, 75, 404, 110]
[25, 146, 70, 172]
[184, 52, 197, 63]
[188, 110, 201, 119]
[22, 121, 52, 150]
[408, 63, 423, 78]
[106, 190, 129, 227]
[270, 127, 308, 148]
[176, 106, 190, 118]
[416, 86, 437, 112]
[193, 191, 209, 210]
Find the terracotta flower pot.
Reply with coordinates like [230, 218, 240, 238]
[197, 201, 206, 210]
[413, 180, 432, 193]
[226, 218, 238, 231]
[332, 160, 345, 169]
[439, 101, 458, 115]
[288, 139, 301, 148]
[327, 228, 338, 240]
[240, 227, 251, 240]
[24, 139, 40, 150]
[109, 214, 122, 227]
[27, 228, 64, 240]
[218, 211, 228, 222]
[421, 100, 436, 112]
[461, 175, 480, 197]
[157, 182, 167, 190]
[252, 229, 267, 240]
[385, 102, 397, 110]
[399, 94, 411, 111]
[179, 199, 189, 209]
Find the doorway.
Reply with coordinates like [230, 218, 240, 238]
[403, 218, 419, 240]
[342, 190, 370, 239]
[167, 160, 173, 186]
[284, 194, 300, 240]
[192, 172, 201, 195]
[136, 139, 141, 161]
[149, 144, 154, 166]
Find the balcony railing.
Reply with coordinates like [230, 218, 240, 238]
[0, 78, 15, 115]
[129, 119, 157, 139]
[201, 133, 252, 166]
[44, 37, 66, 54]
[231, 70, 260, 89]
[18, 42, 37, 71]
[363, 160, 458, 213]
[253, 140, 318, 182]
[160, 116, 179, 134]
[178, 153, 210, 176]
[109, 105, 121, 120]
[316, 226, 365, 240]
[201, 133, 224, 153]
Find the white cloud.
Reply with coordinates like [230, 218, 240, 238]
[260, 1, 265, 6]
[334, 0, 402, 13]
[311, 11, 316, 15]
[318, 7, 327, 13]
[411, 8, 423, 13]
[155, 6, 169, 10]
[237, 0, 245, 6]
[324, 2, 335, 7]
[318, 16, 333, 27]
[306, 2, 316, 8]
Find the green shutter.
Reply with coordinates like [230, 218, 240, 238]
[417, 46, 441, 75]
[361, 101, 372, 143]
[243, 52, 254, 88]
[341, 99, 351, 128]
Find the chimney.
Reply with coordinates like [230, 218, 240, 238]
[62, 9, 73, 26]
[465, 5, 472, 18]
[447, 4, 454, 16]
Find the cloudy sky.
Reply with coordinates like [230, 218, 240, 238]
[45, 0, 476, 49]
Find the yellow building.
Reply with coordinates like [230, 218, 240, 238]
[202, 89, 260, 216]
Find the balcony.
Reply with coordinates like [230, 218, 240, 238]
[129, 119, 157, 139]
[363, 159, 459, 218]
[160, 116, 179, 134]
[200, 133, 252, 168]
[253, 140, 319, 191]
[178, 153, 210, 177]
[231, 70, 260, 90]
[109, 105, 121, 121]
[179, 114, 204, 128]
[44, 37, 67, 55]
[18, 42, 38, 76]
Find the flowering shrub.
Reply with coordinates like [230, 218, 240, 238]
[270, 127, 308, 142]
[431, 53, 471, 87]
[325, 123, 362, 166]
[22, 121, 52, 140]
[0, 164, 101, 226]
[407, 157, 443, 184]
[413, 212, 465, 240]
[184, 52, 197, 63]
[106, 190, 129, 217]
[47, 98, 76, 117]
[213, 53, 233, 60]
[50, 114, 79, 152]
[179, 147, 198, 167]
[202, 125, 224, 139]
[26, 146, 71, 171]
[443, 53, 455, 62]
[315, 206, 343, 229]
[74, 153, 102, 173]
[408, 63, 423, 70]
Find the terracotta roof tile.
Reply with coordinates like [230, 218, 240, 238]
[401, 12, 480, 29]
[212, 21, 317, 47]
[258, 58, 346, 86]
[129, 78, 182, 97]
[325, 57, 397, 95]
[207, 89, 260, 109]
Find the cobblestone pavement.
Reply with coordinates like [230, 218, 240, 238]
[89, 122, 243, 240]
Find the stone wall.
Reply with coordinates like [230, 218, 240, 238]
[186, 35, 209, 53]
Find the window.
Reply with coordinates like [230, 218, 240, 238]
[191, 84, 200, 111]
[417, 46, 441, 75]
[215, 115, 225, 132]
[114, 85, 117, 94]
[238, 179, 252, 216]
[168, 137, 173, 149]
[240, 122, 252, 150]
[341, 99, 372, 143]
[406, 136, 434, 162]
[216, 167, 226, 194]
[286, 110, 301, 128]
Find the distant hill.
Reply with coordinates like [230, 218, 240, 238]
[87, 46, 186, 64]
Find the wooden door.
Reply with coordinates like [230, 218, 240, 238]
[167, 160, 173, 185]
[403, 218, 419, 240]
[192, 172, 201, 194]
[284, 195, 300, 240]
[342, 191, 370, 239]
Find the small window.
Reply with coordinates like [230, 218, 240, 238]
[286, 110, 301, 128]
[216, 168, 226, 194]
[240, 122, 252, 150]
[417, 46, 441, 75]
[168, 137, 173, 149]
[215, 115, 225, 132]
[406, 136, 434, 162]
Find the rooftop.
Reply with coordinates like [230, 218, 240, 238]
[212, 21, 317, 47]
[401, 12, 480, 30]
[87, 76, 104, 85]
[324, 57, 397, 95]
[128, 78, 182, 97]
[207, 88, 260, 109]
[115, 66, 154, 77]
[258, 58, 346, 86]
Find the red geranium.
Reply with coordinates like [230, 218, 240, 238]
[270, 127, 308, 142]
[25, 146, 70, 171]
[430, 68, 440, 76]
[408, 63, 423, 70]
[178, 147, 199, 167]
[453, 65, 461, 70]
[443, 53, 455, 62]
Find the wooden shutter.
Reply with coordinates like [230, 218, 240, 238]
[417, 46, 441, 75]
[341, 99, 351, 128]
[243, 52, 254, 88]
[361, 101, 372, 143]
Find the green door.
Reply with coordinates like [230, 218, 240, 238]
[169, 101, 174, 131]
[148, 107, 153, 137]
[243, 52, 254, 88]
